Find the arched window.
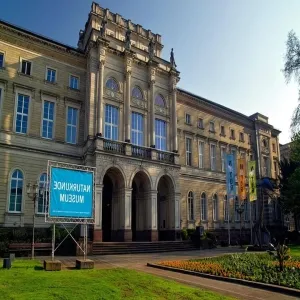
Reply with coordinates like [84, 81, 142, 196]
[187, 191, 194, 220]
[132, 86, 143, 100]
[38, 173, 48, 214]
[201, 192, 207, 221]
[224, 195, 229, 222]
[9, 169, 23, 212]
[155, 94, 165, 107]
[213, 194, 218, 221]
[105, 78, 119, 91]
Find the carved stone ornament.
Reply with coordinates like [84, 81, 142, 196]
[105, 88, 122, 101]
[131, 98, 147, 109]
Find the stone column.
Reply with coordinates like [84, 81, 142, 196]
[119, 188, 132, 241]
[146, 190, 158, 241]
[125, 71, 131, 142]
[168, 192, 181, 240]
[149, 80, 155, 147]
[93, 184, 103, 242]
[97, 60, 105, 135]
[170, 75, 178, 152]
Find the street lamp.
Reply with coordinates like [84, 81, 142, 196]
[235, 200, 245, 247]
[26, 182, 43, 259]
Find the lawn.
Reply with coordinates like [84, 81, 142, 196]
[290, 245, 300, 256]
[0, 260, 234, 300]
[159, 252, 300, 289]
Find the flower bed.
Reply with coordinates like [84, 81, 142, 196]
[159, 253, 300, 289]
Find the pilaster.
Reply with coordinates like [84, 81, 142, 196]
[94, 184, 103, 242]
[148, 63, 157, 147]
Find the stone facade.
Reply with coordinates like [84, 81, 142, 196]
[0, 3, 282, 243]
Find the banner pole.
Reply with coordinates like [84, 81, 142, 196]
[228, 197, 230, 246]
[52, 223, 55, 261]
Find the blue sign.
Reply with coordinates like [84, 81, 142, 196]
[49, 167, 93, 218]
[226, 154, 236, 199]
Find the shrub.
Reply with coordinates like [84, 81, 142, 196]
[181, 229, 188, 240]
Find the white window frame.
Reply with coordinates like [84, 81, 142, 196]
[212, 194, 218, 221]
[105, 104, 119, 141]
[19, 57, 32, 76]
[155, 118, 167, 151]
[131, 111, 144, 146]
[187, 191, 194, 221]
[198, 140, 204, 169]
[0, 51, 5, 68]
[69, 74, 80, 90]
[221, 146, 226, 172]
[65, 104, 79, 144]
[185, 113, 191, 125]
[201, 193, 207, 221]
[186, 137, 192, 166]
[37, 172, 48, 215]
[45, 66, 57, 83]
[210, 143, 216, 171]
[41, 95, 56, 139]
[14, 89, 32, 135]
[7, 168, 24, 213]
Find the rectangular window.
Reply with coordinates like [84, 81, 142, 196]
[46, 68, 56, 83]
[105, 105, 119, 140]
[42, 101, 55, 139]
[69, 75, 79, 90]
[15, 94, 30, 134]
[198, 118, 204, 129]
[210, 144, 216, 171]
[66, 107, 78, 144]
[155, 119, 167, 151]
[221, 146, 226, 172]
[231, 129, 235, 139]
[209, 121, 215, 132]
[0, 53, 4, 68]
[185, 113, 191, 125]
[221, 125, 225, 136]
[198, 141, 204, 169]
[20, 59, 31, 75]
[131, 112, 143, 146]
[272, 143, 276, 153]
[186, 137, 192, 166]
[239, 132, 244, 142]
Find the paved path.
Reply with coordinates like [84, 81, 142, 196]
[41, 248, 298, 300]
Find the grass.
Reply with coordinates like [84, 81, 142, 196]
[0, 260, 234, 300]
[290, 245, 300, 256]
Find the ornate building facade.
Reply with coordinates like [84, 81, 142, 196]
[0, 3, 281, 243]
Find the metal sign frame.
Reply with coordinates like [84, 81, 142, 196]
[45, 160, 95, 224]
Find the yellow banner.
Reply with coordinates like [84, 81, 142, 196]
[237, 158, 246, 200]
[248, 161, 257, 201]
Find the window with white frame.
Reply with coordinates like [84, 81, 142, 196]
[42, 101, 55, 139]
[0, 52, 4, 68]
[213, 194, 218, 221]
[69, 75, 79, 90]
[155, 119, 167, 150]
[221, 146, 226, 172]
[201, 193, 207, 221]
[186, 137, 192, 166]
[38, 173, 48, 214]
[46, 67, 56, 83]
[224, 195, 229, 221]
[244, 200, 249, 221]
[185, 113, 191, 125]
[20, 59, 32, 75]
[66, 106, 78, 144]
[235, 197, 240, 221]
[198, 118, 204, 129]
[198, 141, 204, 169]
[209, 121, 215, 132]
[210, 144, 216, 171]
[15, 94, 30, 134]
[188, 191, 194, 220]
[131, 112, 143, 146]
[9, 169, 23, 212]
[105, 104, 119, 140]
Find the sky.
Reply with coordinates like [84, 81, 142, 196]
[1, 0, 299, 144]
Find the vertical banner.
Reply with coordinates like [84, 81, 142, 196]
[237, 158, 246, 200]
[226, 154, 236, 199]
[248, 161, 257, 201]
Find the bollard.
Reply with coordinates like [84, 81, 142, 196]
[3, 258, 11, 269]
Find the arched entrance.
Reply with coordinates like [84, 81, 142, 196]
[102, 167, 125, 242]
[157, 175, 175, 241]
[131, 171, 151, 241]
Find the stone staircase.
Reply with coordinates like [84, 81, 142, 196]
[93, 241, 198, 255]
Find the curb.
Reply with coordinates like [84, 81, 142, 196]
[147, 263, 300, 298]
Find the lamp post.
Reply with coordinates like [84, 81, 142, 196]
[235, 200, 245, 247]
[26, 182, 43, 259]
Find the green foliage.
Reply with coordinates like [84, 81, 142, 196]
[181, 228, 188, 240]
[0, 260, 234, 300]
[268, 243, 291, 271]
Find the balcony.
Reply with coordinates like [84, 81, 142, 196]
[96, 138, 178, 164]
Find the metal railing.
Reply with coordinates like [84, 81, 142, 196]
[132, 145, 152, 159]
[156, 150, 175, 164]
[103, 140, 125, 154]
